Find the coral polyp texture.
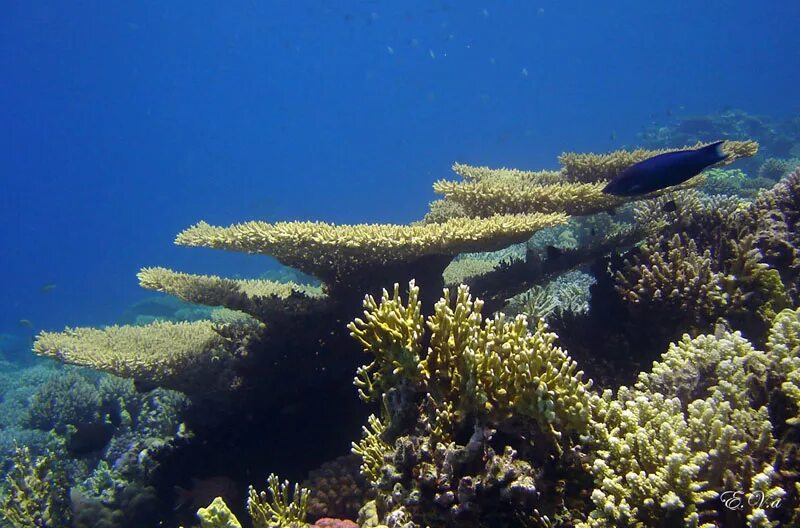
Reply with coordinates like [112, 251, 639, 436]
[33, 320, 251, 394]
[580, 316, 799, 528]
[175, 213, 567, 285]
[431, 141, 758, 220]
[345, 283, 800, 528]
[348, 281, 598, 526]
[137, 266, 324, 323]
[558, 140, 758, 183]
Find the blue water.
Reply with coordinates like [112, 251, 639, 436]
[2, 0, 799, 335]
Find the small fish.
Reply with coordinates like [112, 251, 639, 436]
[609, 131, 617, 141]
[662, 199, 677, 213]
[18, 319, 33, 328]
[602, 141, 728, 196]
[40, 283, 56, 293]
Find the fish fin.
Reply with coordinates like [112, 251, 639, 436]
[701, 140, 728, 163]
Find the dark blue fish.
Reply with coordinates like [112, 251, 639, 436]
[602, 141, 728, 196]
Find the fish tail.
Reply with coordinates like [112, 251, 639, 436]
[700, 140, 728, 164]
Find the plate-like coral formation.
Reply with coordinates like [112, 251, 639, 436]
[21, 141, 800, 528]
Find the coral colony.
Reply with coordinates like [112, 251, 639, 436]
[9, 139, 800, 527]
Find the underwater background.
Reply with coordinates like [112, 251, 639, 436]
[2, 1, 800, 527]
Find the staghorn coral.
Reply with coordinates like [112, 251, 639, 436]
[0, 446, 71, 528]
[137, 267, 324, 323]
[175, 214, 566, 287]
[559, 140, 758, 183]
[32, 320, 254, 394]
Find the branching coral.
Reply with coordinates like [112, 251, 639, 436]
[0, 446, 71, 528]
[175, 214, 566, 286]
[137, 267, 324, 323]
[350, 281, 596, 444]
[248, 474, 310, 528]
[33, 320, 254, 394]
[613, 232, 730, 324]
[581, 325, 784, 528]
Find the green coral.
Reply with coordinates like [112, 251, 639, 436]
[0, 446, 71, 528]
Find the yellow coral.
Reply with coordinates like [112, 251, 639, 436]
[197, 496, 243, 528]
[559, 140, 758, 183]
[248, 474, 310, 528]
[33, 321, 242, 393]
[349, 281, 596, 445]
[451, 162, 563, 184]
[137, 267, 324, 321]
[175, 214, 566, 283]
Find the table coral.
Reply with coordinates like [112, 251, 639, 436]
[138, 266, 324, 323]
[175, 214, 566, 287]
[33, 320, 251, 394]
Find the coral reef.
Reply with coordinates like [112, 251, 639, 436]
[175, 214, 566, 289]
[348, 282, 597, 526]
[33, 320, 257, 394]
[303, 455, 366, 522]
[138, 267, 324, 323]
[0, 446, 71, 528]
[503, 271, 594, 324]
